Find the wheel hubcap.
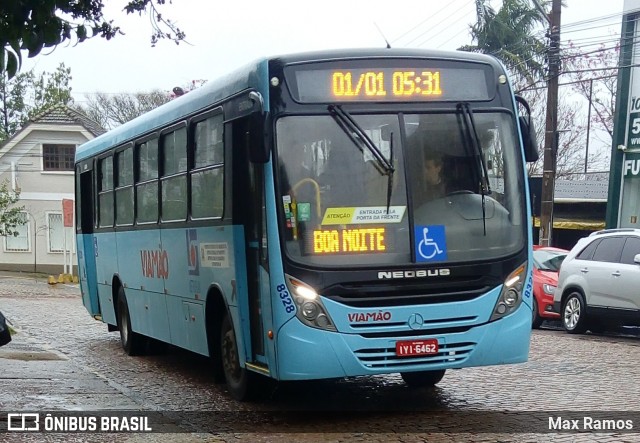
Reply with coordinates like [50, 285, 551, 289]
[222, 328, 241, 382]
[564, 297, 581, 329]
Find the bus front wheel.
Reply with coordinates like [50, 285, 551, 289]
[401, 369, 446, 388]
[220, 313, 252, 401]
[117, 287, 146, 356]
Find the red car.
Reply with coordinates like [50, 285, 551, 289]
[531, 245, 568, 328]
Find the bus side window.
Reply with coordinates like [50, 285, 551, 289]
[161, 127, 188, 222]
[191, 114, 224, 219]
[135, 139, 159, 224]
[115, 147, 134, 226]
[98, 156, 114, 227]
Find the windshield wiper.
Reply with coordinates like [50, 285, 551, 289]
[328, 105, 395, 211]
[456, 102, 491, 235]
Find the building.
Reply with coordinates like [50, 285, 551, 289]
[0, 105, 104, 274]
[530, 177, 607, 250]
[608, 1, 640, 228]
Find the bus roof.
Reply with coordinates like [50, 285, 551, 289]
[269, 47, 502, 68]
[75, 57, 270, 161]
[75, 48, 503, 162]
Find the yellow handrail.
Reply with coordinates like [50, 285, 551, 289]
[292, 178, 322, 218]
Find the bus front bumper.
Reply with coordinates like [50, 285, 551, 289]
[274, 303, 531, 380]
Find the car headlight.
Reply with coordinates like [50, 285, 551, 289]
[542, 283, 556, 295]
[490, 262, 526, 322]
[285, 274, 336, 331]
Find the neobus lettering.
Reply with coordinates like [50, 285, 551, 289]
[378, 269, 451, 279]
[140, 250, 169, 279]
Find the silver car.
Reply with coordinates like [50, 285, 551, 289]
[553, 228, 640, 334]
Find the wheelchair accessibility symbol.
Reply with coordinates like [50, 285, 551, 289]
[415, 225, 447, 262]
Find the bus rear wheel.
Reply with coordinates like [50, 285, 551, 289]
[117, 287, 146, 356]
[401, 369, 446, 388]
[220, 313, 252, 401]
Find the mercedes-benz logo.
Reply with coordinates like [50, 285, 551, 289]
[407, 313, 424, 330]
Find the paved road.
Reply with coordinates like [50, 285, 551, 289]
[1, 274, 639, 442]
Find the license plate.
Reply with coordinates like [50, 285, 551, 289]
[395, 339, 439, 357]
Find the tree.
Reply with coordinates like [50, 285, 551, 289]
[459, 0, 549, 83]
[0, 180, 24, 238]
[0, 70, 31, 140]
[77, 90, 172, 130]
[30, 63, 73, 113]
[0, 62, 73, 142]
[1, 1, 185, 78]
[77, 79, 206, 130]
[564, 41, 618, 147]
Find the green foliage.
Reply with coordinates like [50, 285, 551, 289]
[0, 1, 185, 78]
[0, 180, 24, 238]
[0, 62, 72, 143]
[29, 63, 73, 114]
[459, 0, 549, 83]
[0, 70, 31, 140]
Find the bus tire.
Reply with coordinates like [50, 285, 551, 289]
[220, 313, 252, 401]
[401, 369, 446, 388]
[117, 287, 146, 356]
[531, 297, 543, 329]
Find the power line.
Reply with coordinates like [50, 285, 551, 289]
[414, 2, 475, 48]
[391, 0, 467, 45]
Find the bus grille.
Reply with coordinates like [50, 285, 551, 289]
[323, 277, 496, 308]
[348, 315, 478, 338]
[354, 342, 475, 369]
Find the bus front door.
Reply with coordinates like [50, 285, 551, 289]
[231, 116, 271, 369]
[77, 167, 100, 316]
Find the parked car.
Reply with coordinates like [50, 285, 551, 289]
[0, 311, 11, 347]
[531, 245, 567, 328]
[553, 228, 640, 334]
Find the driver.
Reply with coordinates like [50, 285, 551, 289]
[417, 150, 447, 205]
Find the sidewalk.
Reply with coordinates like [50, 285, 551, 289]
[0, 270, 80, 300]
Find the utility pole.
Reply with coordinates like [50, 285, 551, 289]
[539, 0, 561, 247]
[584, 78, 593, 175]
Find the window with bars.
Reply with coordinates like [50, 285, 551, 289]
[43, 144, 76, 171]
[5, 213, 29, 252]
[48, 213, 64, 252]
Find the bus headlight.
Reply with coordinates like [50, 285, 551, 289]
[285, 275, 336, 331]
[490, 262, 526, 322]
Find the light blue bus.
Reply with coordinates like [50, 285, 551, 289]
[75, 48, 539, 400]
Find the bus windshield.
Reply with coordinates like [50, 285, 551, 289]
[276, 111, 525, 267]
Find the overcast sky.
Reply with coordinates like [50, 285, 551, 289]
[20, 0, 625, 102]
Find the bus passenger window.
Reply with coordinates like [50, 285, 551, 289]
[136, 139, 159, 224]
[161, 127, 187, 221]
[191, 114, 224, 219]
[98, 156, 114, 227]
[115, 147, 134, 226]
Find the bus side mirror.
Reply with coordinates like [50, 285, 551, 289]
[246, 91, 269, 163]
[515, 95, 539, 163]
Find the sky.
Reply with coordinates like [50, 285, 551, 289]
[19, 0, 626, 104]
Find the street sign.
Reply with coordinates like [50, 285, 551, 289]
[62, 199, 74, 227]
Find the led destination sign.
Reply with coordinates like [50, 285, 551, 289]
[313, 227, 387, 254]
[289, 61, 492, 103]
[332, 70, 443, 98]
